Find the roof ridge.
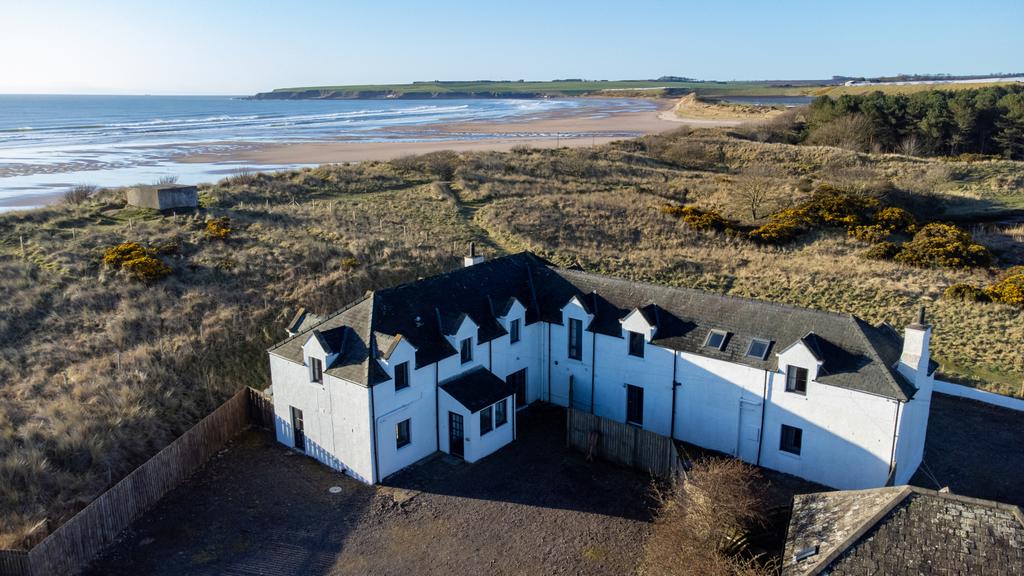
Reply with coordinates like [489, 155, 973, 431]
[800, 485, 913, 576]
[375, 251, 533, 297]
[267, 292, 374, 354]
[555, 267, 864, 323]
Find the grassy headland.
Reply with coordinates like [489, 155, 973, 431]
[1, 122, 1022, 548]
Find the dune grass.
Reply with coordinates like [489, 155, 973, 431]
[0, 129, 1022, 548]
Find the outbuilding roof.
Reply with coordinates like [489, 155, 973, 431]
[268, 252, 924, 400]
[439, 367, 516, 413]
[783, 486, 1024, 575]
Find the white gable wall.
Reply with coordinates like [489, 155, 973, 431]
[269, 354, 374, 483]
[549, 298, 594, 409]
[761, 374, 899, 490]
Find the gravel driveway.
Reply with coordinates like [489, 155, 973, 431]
[86, 404, 654, 576]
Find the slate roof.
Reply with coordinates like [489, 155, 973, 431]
[268, 252, 923, 400]
[783, 486, 1024, 575]
[440, 367, 516, 413]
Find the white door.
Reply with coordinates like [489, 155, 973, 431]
[737, 399, 761, 463]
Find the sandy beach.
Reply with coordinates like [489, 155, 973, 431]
[183, 100, 739, 165]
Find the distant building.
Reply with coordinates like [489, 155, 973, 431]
[267, 251, 935, 488]
[783, 485, 1024, 574]
[126, 185, 198, 211]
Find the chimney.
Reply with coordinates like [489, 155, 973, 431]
[899, 305, 931, 378]
[463, 241, 484, 267]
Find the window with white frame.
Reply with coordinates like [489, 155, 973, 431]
[394, 361, 410, 391]
[786, 366, 808, 395]
[568, 318, 583, 360]
[480, 405, 493, 434]
[628, 331, 645, 357]
[495, 399, 507, 427]
[704, 330, 728, 350]
[460, 337, 473, 364]
[396, 418, 411, 448]
[780, 424, 802, 455]
[746, 338, 771, 360]
[309, 357, 323, 383]
[509, 318, 521, 344]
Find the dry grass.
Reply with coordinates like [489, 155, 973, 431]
[0, 130, 1021, 548]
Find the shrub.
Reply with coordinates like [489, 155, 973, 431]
[873, 206, 917, 234]
[205, 217, 232, 240]
[643, 458, 769, 576]
[943, 283, 990, 302]
[864, 241, 901, 260]
[340, 257, 359, 271]
[121, 255, 172, 282]
[985, 273, 1024, 306]
[747, 207, 811, 244]
[894, 223, 992, 268]
[102, 242, 171, 282]
[63, 185, 98, 205]
[661, 204, 736, 232]
[848, 224, 889, 244]
[102, 242, 149, 267]
[804, 185, 880, 228]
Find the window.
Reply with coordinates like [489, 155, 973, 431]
[394, 361, 410, 391]
[786, 366, 808, 395]
[568, 318, 583, 360]
[495, 399, 507, 427]
[746, 338, 771, 360]
[396, 419, 411, 448]
[704, 330, 728, 350]
[309, 357, 323, 383]
[780, 424, 802, 455]
[626, 384, 644, 426]
[509, 318, 521, 344]
[507, 368, 527, 408]
[628, 331, 645, 357]
[480, 405, 493, 434]
[460, 337, 473, 364]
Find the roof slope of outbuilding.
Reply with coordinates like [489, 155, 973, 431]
[783, 486, 1024, 575]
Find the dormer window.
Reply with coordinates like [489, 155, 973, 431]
[746, 338, 771, 360]
[460, 338, 473, 364]
[786, 366, 808, 395]
[628, 331, 645, 358]
[510, 318, 521, 344]
[309, 357, 323, 383]
[568, 318, 583, 360]
[394, 361, 410, 391]
[704, 330, 728, 351]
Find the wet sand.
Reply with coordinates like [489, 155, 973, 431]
[183, 102, 740, 165]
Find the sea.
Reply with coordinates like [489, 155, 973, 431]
[0, 95, 656, 210]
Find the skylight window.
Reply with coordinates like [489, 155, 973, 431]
[703, 330, 728, 350]
[746, 338, 771, 360]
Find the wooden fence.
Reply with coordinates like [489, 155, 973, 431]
[0, 386, 273, 576]
[565, 408, 682, 479]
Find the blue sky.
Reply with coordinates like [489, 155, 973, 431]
[1, 0, 1020, 94]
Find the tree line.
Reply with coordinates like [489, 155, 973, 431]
[759, 86, 1024, 159]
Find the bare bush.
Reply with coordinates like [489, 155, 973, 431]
[62, 184, 98, 205]
[643, 458, 770, 576]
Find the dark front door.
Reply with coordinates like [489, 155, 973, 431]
[448, 412, 464, 458]
[626, 385, 644, 426]
[290, 406, 305, 450]
[507, 368, 527, 408]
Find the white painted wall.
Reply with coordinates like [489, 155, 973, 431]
[490, 301, 544, 407]
[934, 379, 1024, 411]
[437, 389, 514, 463]
[372, 338, 438, 480]
[761, 373, 899, 490]
[593, 332, 674, 436]
[549, 298, 594, 409]
[674, 352, 766, 460]
[269, 354, 374, 483]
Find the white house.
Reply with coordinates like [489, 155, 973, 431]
[267, 251, 935, 489]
